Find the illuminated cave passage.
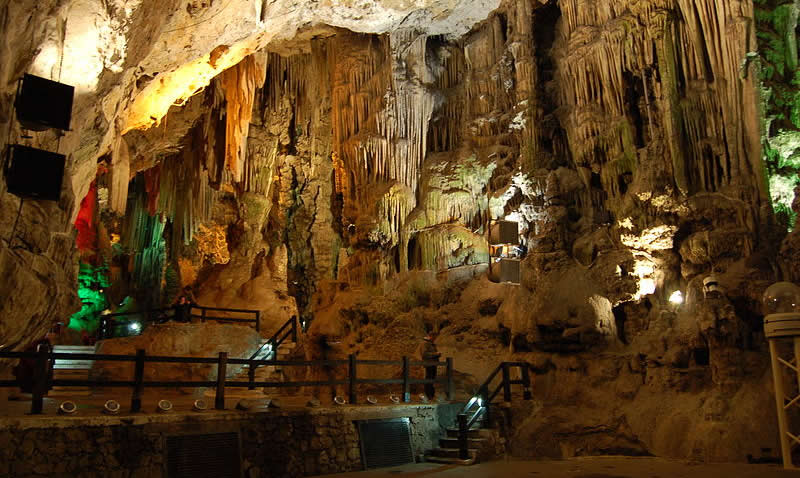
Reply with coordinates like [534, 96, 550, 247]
[1, 0, 800, 476]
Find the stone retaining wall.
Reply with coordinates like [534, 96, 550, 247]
[0, 404, 460, 478]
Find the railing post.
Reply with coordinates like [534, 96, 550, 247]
[30, 343, 50, 415]
[502, 363, 511, 402]
[215, 352, 228, 410]
[291, 316, 297, 342]
[457, 413, 469, 460]
[402, 356, 410, 403]
[521, 363, 532, 400]
[248, 360, 256, 390]
[348, 354, 357, 405]
[445, 357, 454, 401]
[201, 307, 207, 324]
[255, 311, 260, 332]
[131, 349, 146, 412]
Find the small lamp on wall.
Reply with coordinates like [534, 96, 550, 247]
[157, 400, 173, 413]
[103, 400, 121, 415]
[58, 401, 77, 415]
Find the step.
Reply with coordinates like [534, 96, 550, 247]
[426, 447, 480, 459]
[445, 428, 490, 439]
[53, 369, 89, 377]
[52, 361, 94, 370]
[424, 449, 477, 465]
[52, 346, 96, 352]
[48, 388, 91, 396]
[439, 437, 487, 449]
[50, 368, 91, 396]
[52, 345, 96, 370]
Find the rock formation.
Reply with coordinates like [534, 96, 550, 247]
[0, 0, 799, 463]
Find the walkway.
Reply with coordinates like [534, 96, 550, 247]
[316, 457, 800, 478]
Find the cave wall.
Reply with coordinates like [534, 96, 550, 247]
[0, 0, 799, 464]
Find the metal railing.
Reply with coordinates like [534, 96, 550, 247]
[98, 305, 261, 339]
[246, 316, 298, 387]
[0, 345, 455, 415]
[456, 362, 531, 460]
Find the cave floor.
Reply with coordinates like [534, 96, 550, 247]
[316, 457, 800, 478]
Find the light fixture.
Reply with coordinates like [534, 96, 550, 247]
[764, 282, 800, 314]
[418, 394, 429, 403]
[237, 398, 273, 411]
[366, 395, 378, 404]
[477, 397, 484, 407]
[389, 394, 400, 404]
[668, 290, 683, 305]
[192, 399, 208, 412]
[703, 275, 724, 298]
[103, 400, 120, 415]
[58, 401, 77, 415]
[157, 400, 172, 413]
[128, 321, 141, 333]
[334, 396, 347, 405]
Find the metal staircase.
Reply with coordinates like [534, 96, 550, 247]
[425, 362, 531, 465]
[49, 345, 96, 396]
[209, 316, 299, 398]
[221, 341, 297, 398]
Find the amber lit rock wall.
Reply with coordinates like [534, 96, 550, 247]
[0, 0, 798, 464]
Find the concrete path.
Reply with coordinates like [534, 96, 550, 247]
[316, 457, 800, 478]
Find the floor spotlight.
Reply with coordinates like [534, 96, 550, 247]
[157, 399, 173, 413]
[389, 394, 400, 404]
[58, 401, 77, 415]
[418, 394, 429, 403]
[333, 396, 347, 405]
[237, 398, 272, 411]
[192, 399, 208, 412]
[366, 395, 378, 404]
[103, 400, 120, 415]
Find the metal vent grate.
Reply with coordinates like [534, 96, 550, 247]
[357, 418, 414, 469]
[167, 432, 241, 478]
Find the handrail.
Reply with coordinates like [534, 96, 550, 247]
[245, 316, 299, 389]
[98, 304, 261, 339]
[248, 316, 297, 361]
[456, 362, 531, 460]
[0, 348, 455, 415]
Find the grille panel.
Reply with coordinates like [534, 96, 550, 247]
[358, 418, 414, 469]
[167, 432, 240, 478]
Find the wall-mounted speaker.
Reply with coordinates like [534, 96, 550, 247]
[15, 74, 74, 132]
[5, 144, 65, 201]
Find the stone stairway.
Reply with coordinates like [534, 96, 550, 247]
[49, 345, 96, 396]
[425, 410, 507, 465]
[207, 341, 297, 399]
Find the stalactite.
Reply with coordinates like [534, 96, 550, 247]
[110, 135, 130, 214]
[202, 79, 226, 187]
[155, 147, 216, 244]
[554, 0, 761, 205]
[122, 176, 167, 307]
[414, 225, 488, 271]
[221, 51, 267, 182]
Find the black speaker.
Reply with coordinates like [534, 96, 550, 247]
[5, 144, 65, 201]
[15, 74, 74, 131]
